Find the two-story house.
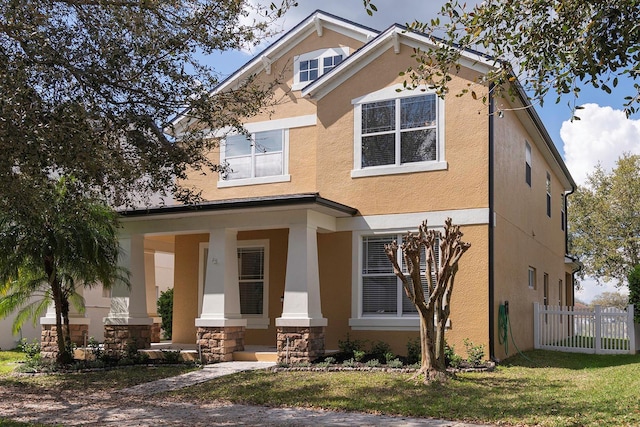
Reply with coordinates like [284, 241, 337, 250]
[95, 10, 577, 363]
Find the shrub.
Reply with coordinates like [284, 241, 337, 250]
[353, 350, 366, 362]
[387, 358, 404, 368]
[445, 341, 462, 368]
[323, 356, 336, 365]
[464, 338, 486, 366]
[337, 334, 366, 358]
[157, 288, 174, 340]
[161, 350, 181, 364]
[365, 359, 380, 367]
[342, 358, 355, 367]
[369, 340, 392, 362]
[406, 338, 421, 365]
[18, 338, 41, 360]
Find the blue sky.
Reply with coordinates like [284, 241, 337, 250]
[210, 1, 640, 302]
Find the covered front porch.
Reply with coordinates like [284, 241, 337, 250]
[104, 194, 356, 363]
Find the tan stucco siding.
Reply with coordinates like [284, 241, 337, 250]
[172, 233, 208, 343]
[492, 104, 570, 359]
[317, 231, 353, 351]
[316, 48, 490, 216]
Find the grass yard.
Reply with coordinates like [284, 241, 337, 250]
[0, 351, 198, 392]
[169, 350, 640, 427]
[0, 352, 25, 376]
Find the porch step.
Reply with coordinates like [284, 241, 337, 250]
[138, 348, 199, 363]
[233, 346, 278, 362]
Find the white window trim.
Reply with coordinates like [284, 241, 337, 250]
[528, 266, 536, 290]
[351, 85, 446, 178]
[292, 47, 350, 91]
[217, 115, 316, 188]
[198, 240, 270, 329]
[350, 229, 441, 331]
[218, 129, 290, 188]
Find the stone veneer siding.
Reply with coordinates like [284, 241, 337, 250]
[40, 323, 89, 359]
[103, 324, 152, 356]
[151, 322, 161, 343]
[277, 326, 325, 364]
[196, 326, 245, 363]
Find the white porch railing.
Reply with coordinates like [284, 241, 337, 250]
[534, 303, 638, 355]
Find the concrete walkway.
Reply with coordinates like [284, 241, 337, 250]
[120, 361, 277, 395]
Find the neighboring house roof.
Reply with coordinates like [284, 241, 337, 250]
[119, 193, 358, 219]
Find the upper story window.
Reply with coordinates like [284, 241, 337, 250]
[351, 86, 447, 178]
[525, 142, 532, 186]
[546, 172, 551, 217]
[560, 194, 566, 231]
[222, 130, 286, 182]
[293, 47, 349, 90]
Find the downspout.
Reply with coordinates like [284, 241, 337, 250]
[564, 187, 578, 304]
[488, 84, 495, 361]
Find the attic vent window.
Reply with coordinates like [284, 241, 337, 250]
[293, 47, 349, 90]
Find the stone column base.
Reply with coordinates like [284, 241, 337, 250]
[103, 324, 152, 356]
[40, 323, 89, 359]
[196, 326, 245, 364]
[277, 326, 325, 364]
[151, 322, 161, 343]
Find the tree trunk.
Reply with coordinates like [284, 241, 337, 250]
[45, 257, 73, 365]
[61, 295, 73, 361]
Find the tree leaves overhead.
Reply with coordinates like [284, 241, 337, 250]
[0, 0, 294, 207]
[404, 0, 640, 117]
[569, 154, 640, 288]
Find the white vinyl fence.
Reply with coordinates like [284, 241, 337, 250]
[534, 303, 639, 355]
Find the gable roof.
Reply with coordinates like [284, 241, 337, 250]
[170, 10, 378, 129]
[301, 24, 495, 100]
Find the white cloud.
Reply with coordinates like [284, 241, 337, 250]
[575, 277, 628, 304]
[561, 103, 640, 186]
[561, 104, 640, 303]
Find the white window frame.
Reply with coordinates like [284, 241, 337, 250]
[546, 172, 552, 218]
[349, 229, 442, 331]
[292, 47, 349, 91]
[525, 141, 532, 187]
[351, 85, 447, 178]
[528, 266, 536, 290]
[217, 115, 315, 188]
[198, 240, 270, 329]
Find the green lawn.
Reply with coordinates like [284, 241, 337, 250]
[168, 351, 640, 427]
[0, 352, 25, 376]
[1, 350, 639, 426]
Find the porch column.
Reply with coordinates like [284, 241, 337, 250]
[40, 287, 90, 359]
[276, 222, 327, 363]
[103, 234, 153, 355]
[195, 228, 246, 363]
[144, 249, 161, 342]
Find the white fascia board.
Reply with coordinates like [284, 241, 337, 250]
[398, 30, 495, 74]
[303, 26, 496, 100]
[337, 208, 490, 232]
